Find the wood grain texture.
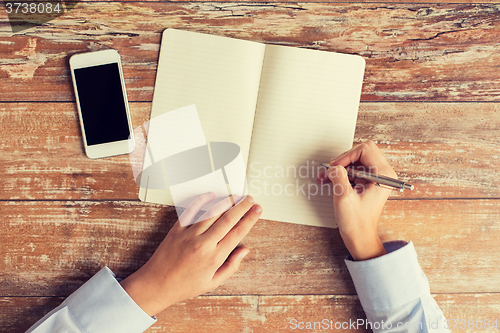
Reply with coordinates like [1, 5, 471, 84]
[0, 102, 150, 200]
[1, 200, 499, 297]
[355, 102, 500, 198]
[1, 3, 500, 101]
[1, 0, 499, 330]
[2, 293, 499, 333]
[2, 102, 499, 200]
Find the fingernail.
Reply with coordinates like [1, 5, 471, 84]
[253, 205, 262, 213]
[208, 192, 215, 197]
[233, 194, 240, 201]
[241, 250, 250, 259]
[246, 195, 254, 204]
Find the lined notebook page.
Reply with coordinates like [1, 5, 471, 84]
[140, 29, 266, 204]
[248, 45, 365, 228]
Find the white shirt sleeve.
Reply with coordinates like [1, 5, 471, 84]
[345, 241, 450, 333]
[26, 267, 156, 333]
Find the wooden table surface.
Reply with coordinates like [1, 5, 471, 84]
[1, 1, 500, 332]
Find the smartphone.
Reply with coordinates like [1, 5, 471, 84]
[70, 49, 135, 159]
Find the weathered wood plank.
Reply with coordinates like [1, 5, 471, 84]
[1, 200, 499, 296]
[0, 102, 150, 200]
[355, 102, 500, 198]
[1, 3, 500, 101]
[2, 293, 499, 333]
[1, 102, 499, 200]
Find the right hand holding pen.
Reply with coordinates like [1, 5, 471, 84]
[318, 140, 397, 261]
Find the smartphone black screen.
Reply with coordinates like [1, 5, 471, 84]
[74, 63, 131, 146]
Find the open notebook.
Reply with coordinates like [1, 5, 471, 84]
[139, 28, 365, 228]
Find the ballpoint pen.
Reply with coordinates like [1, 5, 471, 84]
[321, 163, 414, 192]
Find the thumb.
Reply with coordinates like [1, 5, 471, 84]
[327, 165, 353, 198]
[212, 247, 249, 287]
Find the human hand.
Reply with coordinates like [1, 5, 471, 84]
[317, 140, 397, 261]
[120, 192, 262, 316]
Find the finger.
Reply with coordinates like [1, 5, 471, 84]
[190, 195, 239, 234]
[330, 150, 348, 164]
[197, 195, 239, 223]
[360, 180, 393, 203]
[316, 167, 332, 185]
[178, 192, 216, 227]
[211, 247, 250, 287]
[330, 164, 390, 203]
[216, 204, 262, 255]
[331, 140, 384, 167]
[204, 196, 256, 242]
[330, 140, 391, 173]
[327, 165, 353, 199]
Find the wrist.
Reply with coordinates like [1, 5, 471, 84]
[120, 270, 168, 317]
[340, 231, 386, 261]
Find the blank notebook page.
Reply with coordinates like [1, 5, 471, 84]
[140, 29, 266, 204]
[248, 44, 365, 228]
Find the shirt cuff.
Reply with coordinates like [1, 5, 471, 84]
[65, 266, 156, 332]
[344, 240, 430, 312]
